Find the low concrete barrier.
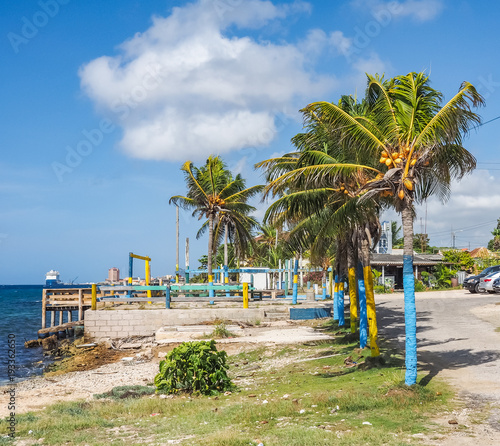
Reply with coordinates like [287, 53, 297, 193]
[84, 308, 266, 340]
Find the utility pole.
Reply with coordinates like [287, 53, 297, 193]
[185, 237, 190, 283]
[176, 205, 179, 283]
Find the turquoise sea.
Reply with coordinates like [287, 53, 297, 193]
[0, 285, 49, 386]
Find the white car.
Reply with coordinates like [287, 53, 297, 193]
[478, 271, 500, 294]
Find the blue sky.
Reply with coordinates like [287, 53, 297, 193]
[1, 0, 500, 284]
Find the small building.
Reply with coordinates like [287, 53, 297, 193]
[371, 250, 442, 289]
[107, 267, 120, 282]
[375, 221, 393, 254]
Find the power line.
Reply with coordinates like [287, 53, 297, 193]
[428, 219, 497, 237]
[472, 114, 500, 130]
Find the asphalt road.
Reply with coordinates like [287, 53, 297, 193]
[376, 289, 500, 399]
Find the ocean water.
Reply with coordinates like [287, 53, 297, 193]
[0, 285, 48, 386]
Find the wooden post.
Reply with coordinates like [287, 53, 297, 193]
[78, 289, 83, 320]
[185, 237, 190, 284]
[58, 310, 63, 325]
[42, 289, 47, 329]
[176, 205, 180, 283]
[165, 285, 171, 309]
[91, 284, 97, 310]
[51, 311, 55, 327]
[243, 283, 249, 309]
[67, 310, 72, 322]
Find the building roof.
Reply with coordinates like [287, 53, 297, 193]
[371, 253, 442, 266]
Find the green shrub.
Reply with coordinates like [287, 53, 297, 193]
[211, 322, 235, 338]
[154, 340, 234, 396]
[415, 280, 426, 292]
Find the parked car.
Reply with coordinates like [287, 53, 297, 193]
[463, 265, 500, 293]
[492, 278, 500, 293]
[477, 271, 500, 293]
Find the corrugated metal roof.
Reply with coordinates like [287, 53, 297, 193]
[371, 253, 442, 266]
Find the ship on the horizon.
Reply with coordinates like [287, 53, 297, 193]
[45, 270, 62, 287]
[45, 270, 91, 289]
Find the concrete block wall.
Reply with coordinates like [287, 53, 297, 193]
[84, 308, 266, 340]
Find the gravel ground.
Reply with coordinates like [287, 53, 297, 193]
[0, 322, 335, 417]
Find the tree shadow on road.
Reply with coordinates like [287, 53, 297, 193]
[376, 301, 500, 386]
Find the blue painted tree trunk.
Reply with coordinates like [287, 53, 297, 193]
[357, 263, 368, 349]
[338, 276, 345, 326]
[403, 255, 417, 385]
[333, 274, 339, 321]
[402, 204, 417, 386]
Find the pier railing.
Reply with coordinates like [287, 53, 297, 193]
[41, 283, 258, 328]
[98, 283, 252, 309]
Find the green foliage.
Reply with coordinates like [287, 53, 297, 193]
[211, 322, 235, 339]
[433, 264, 457, 288]
[303, 271, 323, 284]
[391, 221, 403, 248]
[441, 249, 474, 271]
[414, 280, 426, 292]
[155, 340, 234, 396]
[488, 218, 500, 251]
[374, 285, 393, 294]
[413, 233, 430, 253]
[420, 271, 432, 287]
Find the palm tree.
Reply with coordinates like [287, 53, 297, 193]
[303, 72, 483, 384]
[170, 156, 263, 279]
[257, 95, 383, 354]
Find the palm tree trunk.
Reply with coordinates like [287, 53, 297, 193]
[356, 228, 368, 349]
[208, 213, 214, 280]
[224, 222, 228, 267]
[224, 222, 228, 284]
[347, 232, 358, 334]
[360, 228, 380, 357]
[337, 238, 346, 326]
[402, 204, 417, 385]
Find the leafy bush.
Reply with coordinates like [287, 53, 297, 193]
[374, 285, 394, 294]
[211, 322, 235, 338]
[414, 280, 426, 292]
[441, 249, 474, 272]
[154, 340, 234, 396]
[303, 271, 324, 284]
[433, 264, 457, 288]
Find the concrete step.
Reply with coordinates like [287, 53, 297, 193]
[264, 312, 289, 320]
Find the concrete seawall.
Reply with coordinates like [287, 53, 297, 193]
[84, 308, 267, 340]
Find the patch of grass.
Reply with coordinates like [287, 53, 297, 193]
[211, 322, 236, 338]
[94, 385, 156, 400]
[3, 335, 456, 446]
[495, 327, 500, 332]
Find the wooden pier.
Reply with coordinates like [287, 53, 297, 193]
[41, 287, 102, 328]
[41, 283, 280, 329]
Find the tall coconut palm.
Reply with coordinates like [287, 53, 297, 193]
[170, 156, 263, 279]
[303, 72, 483, 384]
[258, 94, 384, 354]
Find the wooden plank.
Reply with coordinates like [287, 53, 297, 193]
[78, 289, 83, 321]
[99, 297, 165, 303]
[41, 289, 47, 329]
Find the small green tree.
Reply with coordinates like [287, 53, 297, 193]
[155, 340, 234, 396]
[487, 218, 500, 251]
[391, 221, 403, 248]
[441, 249, 474, 272]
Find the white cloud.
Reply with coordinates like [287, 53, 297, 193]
[352, 0, 444, 22]
[79, 0, 335, 161]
